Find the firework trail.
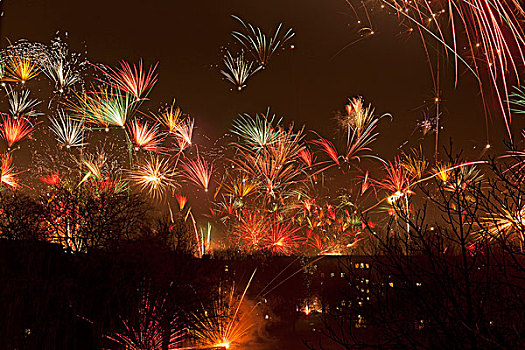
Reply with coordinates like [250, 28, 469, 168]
[375, 0, 525, 138]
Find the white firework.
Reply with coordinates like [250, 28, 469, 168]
[220, 51, 262, 91]
[8, 90, 42, 117]
[49, 110, 85, 148]
[43, 37, 83, 92]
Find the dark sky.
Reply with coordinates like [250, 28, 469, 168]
[2, 0, 519, 159]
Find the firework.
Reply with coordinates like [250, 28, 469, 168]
[101, 59, 158, 101]
[219, 174, 259, 199]
[232, 125, 306, 198]
[107, 282, 184, 350]
[128, 119, 166, 153]
[418, 107, 440, 136]
[172, 117, 194, 151]
[79, 152, 106, 184]
[265, 219, 302, 255]
[2, 49, 41, 83]
[311, 136, 340, 166]
[8, 90, 42, 117]
[221, 50, 262, 91]
[377, 0, 525, 137]
[49, 110, 85, 148]
[69, 87, 136, 128]
[151, 100, 183, 133]
[433, 162, 452, 183]
[297, 147, 315, 167]
[401, 147, 428, 180]
[42, 38, 83, 92]
[376, 158, 416, 203]
[444, 165, 484, 192]
[231, 111, 281, 150]
[129, 156, 179, 199]
[191, 272, 257, 349]
[0, 154, 21, 189]
[336, 97, 375, 136]
[232, 15, 295, 67]
[339, 98, 389, 162]
[232, 210, 269, 250]
[40, 170, 60, 186]
[0, 114, 39, 149]
[182, 150, 213, 192]
[509, 85, 525, 115]
[86, 174, 128, 196]
[480, 206, 525, 243]
[175, 194, 187, 211]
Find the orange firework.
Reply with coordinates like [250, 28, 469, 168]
[233, 210, 269, 251]
[129, 156, 179, 199]
[0, 154, 21, 189]
[40, 170, 61, 186]
[175, 194, 187, 211]
[3, 50, 40, 83]
[191, 271, 257, 349]
[0, 114, 38, 149]
[151, 100, 183, 133]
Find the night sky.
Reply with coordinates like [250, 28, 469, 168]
[2, 0, 520, 159]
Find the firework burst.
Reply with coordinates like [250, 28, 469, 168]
[129, 156, 179, 199]
[173, 117, 194, 151]
[151, 100, 183, 133]
[191, 272, 257, 349]
[128, 119, 166, 153]
[221, 50, 262, 90]
[0, 114, 39, 149]
[49, 110, 85, 148]
[69, 87, 136, 128]
[2, 49, 41, 83]
[107, 282, 184, 350]
[232, 15, 295, 67]
[101, 59, 158, 101]
[8, 90, 42, 117]
[182, 150, 213, 192]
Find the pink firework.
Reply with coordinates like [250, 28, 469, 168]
[0, 114, 38, 149]
[127, 119, 166, 153]
[101, 59, 158, 101]
[182, 149, 213, 192]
